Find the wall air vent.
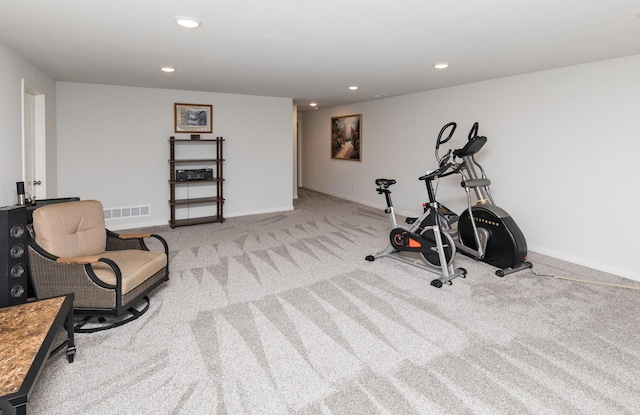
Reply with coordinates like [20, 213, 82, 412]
[103, 205, 150, 220]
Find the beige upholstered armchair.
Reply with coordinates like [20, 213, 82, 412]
[27, 200, 169, 333]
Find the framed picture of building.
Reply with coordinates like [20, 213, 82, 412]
[331, 114, 361, 161]
[174, 103, 212, 133]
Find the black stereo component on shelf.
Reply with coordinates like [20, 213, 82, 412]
[0, 205, 29, 307]
[175, 168, 214, 182]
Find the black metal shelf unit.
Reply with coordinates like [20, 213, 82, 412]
[169, 137, 224, 228]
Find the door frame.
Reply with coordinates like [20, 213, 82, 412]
[22, 79, 47, 199]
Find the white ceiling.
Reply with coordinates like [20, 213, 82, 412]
[1, 0, 640, 111]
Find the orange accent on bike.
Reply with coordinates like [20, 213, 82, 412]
[408, 238, 421, 248]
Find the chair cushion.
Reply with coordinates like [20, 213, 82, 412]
[33, 200, 106, 257]
[93, 250, 167, 294]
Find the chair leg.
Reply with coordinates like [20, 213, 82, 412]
[73, 296, 151, 333]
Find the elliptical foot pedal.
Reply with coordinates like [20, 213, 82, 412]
[495, 261, 533, 277]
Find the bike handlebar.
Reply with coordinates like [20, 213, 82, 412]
[419, 150, 462, 181]
[419, 164, 451, 181]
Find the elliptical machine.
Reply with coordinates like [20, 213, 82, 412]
[429, 121, 532, 276]
[365, 151, 467, 288]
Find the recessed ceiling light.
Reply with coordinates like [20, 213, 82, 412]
[310, 102, 317, 107]
[161, 67, 176, 73]
[175, 16, 201, 28]
[348, 86, 359, 91]
[433, 63, 449, 69]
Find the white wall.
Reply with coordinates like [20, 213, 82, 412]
[301, 54, 640, 281]
[0, 41, 57, 206]
[57, 82, 293, 229]
[292, 105, 298, 199]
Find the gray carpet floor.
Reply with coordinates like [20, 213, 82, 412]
[29, 188, 640, 414]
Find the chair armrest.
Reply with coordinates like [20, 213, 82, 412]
[27, 240, 121, 302]
[148, 234, 169, 256]
[106, 230, 168, 256]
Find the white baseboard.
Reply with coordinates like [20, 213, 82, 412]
[225, 206, 294, 218]
[529, 244, 639, 283]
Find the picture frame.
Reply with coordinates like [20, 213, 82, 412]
[331, 114, 362, 161]
[174, 103, 212, 133]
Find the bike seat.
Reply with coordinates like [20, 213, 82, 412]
[375, 178, 396, 187]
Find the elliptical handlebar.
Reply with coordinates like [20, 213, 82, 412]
[468, 122, 479, 141]
[436, 122, 457, 149]
[436, 121, 487, 159]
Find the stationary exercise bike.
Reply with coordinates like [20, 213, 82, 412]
[425, 121, 532, 276]
[365, 151, 467, 288]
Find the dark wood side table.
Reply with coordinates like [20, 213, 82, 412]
[0, 294, 76, 415]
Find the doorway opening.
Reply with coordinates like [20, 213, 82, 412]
[22, 79, 47, 201]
